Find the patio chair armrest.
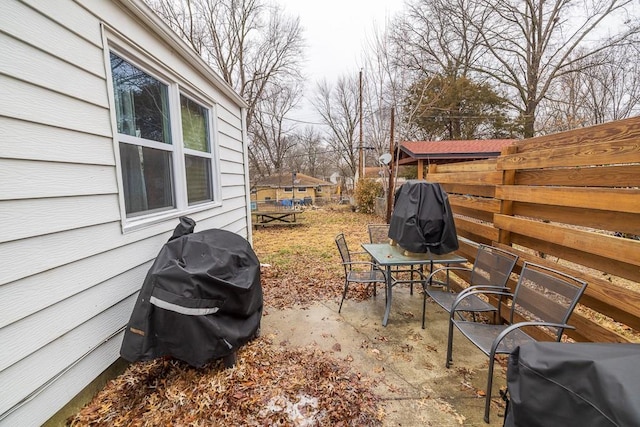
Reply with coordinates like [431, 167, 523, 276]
[426, 266, 472, 281]
[457, 285, 509, 299]
[450, 289, 513, 314]
[424, 266, 472, 289]
[490, 321, 575, 357]
[343, 261, 378, 266]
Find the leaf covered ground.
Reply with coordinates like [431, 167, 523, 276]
[69, 207, 385, 426]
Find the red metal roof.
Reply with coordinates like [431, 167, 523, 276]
[400, 139, 516, 158]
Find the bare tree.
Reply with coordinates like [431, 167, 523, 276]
[289, 126, 333, 178]
[248, 81, 302, 180]
[312, 75, 361, 179]
[541, 43, 640, 133]
[145, 0, 306, 171]
[579, 44, 640, 124]
[392, 0, 487, 78]
[472, 0, 640, 137]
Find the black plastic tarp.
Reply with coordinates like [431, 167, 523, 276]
[388, 180, 458, 254]
[505, 342, 640, 427]
[120, 217, 262, 368]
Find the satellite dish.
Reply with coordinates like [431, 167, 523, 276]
[378, 153, 392, 165]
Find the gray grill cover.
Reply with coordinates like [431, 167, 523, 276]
[388, 180, 458, 254]
[120, 217, 262, 367]
[505, 342, 640, 427]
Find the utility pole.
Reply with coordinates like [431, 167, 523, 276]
[386, 107, 395, 223]
[292, 171, 296, 208]
[357, 69, 364, 185]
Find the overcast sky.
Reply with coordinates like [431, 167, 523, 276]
[277, 0, 405, 124]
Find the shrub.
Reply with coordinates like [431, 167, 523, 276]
[354, 178, 383, 214]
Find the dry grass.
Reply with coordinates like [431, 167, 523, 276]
[255, 207, 384, 310]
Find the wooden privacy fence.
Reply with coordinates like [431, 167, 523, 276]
[425, 116, 640, 344]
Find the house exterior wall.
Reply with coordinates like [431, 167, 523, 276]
[0, 0, 250, 425]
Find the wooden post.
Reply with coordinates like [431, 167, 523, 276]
[358, 69, 364, 183]
[386, 108, 395, 223]
[497, 145, 518, 246]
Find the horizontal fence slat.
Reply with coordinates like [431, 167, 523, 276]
[496, 186, 640, 214]
[439, 183, 496, 198]
[427, 170, 504, 185]
[454, 217, 499, 242]
[516, 164, 640, 188]
[494, 214, 640, 266]
[499, 139, 640, 170]
[454, 207, 494, 223]
[494, 215, 640, 268]
[512, 202, 640, 236]
[510, 233, 640, 285]
[448, 194, 501, 214]
[430, 158, 497, 172]
[515, 116, 640, 152]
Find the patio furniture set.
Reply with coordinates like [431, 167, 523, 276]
[335, 223, 588, 423]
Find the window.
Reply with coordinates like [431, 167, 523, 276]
[181, 95, 213, 205]
[297, 187, 307, 192]
[283, 187, 293, 192]
[109, 51, 217, 223]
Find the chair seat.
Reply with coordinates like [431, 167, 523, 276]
[428, 288, 497, 313]
[348, 269, 386, 283]
[453, 320, 535, 356]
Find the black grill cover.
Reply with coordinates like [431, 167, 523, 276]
[388, 180, 458, 254]
[120, 217, 262, 367]
[505, 342, 640, 427]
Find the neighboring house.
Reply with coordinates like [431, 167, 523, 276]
[0, 0, 251, 425]
[251, 172, 336, 206]
[398, 139, 516, 179]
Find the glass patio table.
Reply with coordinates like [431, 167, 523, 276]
[361, 243, 467, 326]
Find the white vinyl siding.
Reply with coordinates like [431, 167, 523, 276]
[0, 0, 249, 424]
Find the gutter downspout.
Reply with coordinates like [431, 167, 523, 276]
[241, 107, 254, 244]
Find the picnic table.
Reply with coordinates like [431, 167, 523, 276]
[251, 209, 303, 228]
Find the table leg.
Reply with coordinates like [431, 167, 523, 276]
[382, 265, 393, 326]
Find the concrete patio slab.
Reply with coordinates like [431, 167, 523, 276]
[262, 285, 507, 426]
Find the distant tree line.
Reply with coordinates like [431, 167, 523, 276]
[145, 0, 640, 185]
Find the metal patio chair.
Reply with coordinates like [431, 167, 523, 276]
[422, 244, 519, 329]
[445, 261, 588, 423]
[367, 223, 392, 246]
[335, 233, 387, 313]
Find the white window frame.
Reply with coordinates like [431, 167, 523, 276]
[179, 90, 218, 207]
[105, 36, 221, 232]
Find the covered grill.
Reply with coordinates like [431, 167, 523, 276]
[120, 217, 262, 368]
[388, 180, 458, 254]
[505, 342, 640, 426]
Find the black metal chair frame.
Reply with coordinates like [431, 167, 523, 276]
[335, 233, 387, 313]
[422, 244, 519, 329]
[445, 261, 588, 423]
